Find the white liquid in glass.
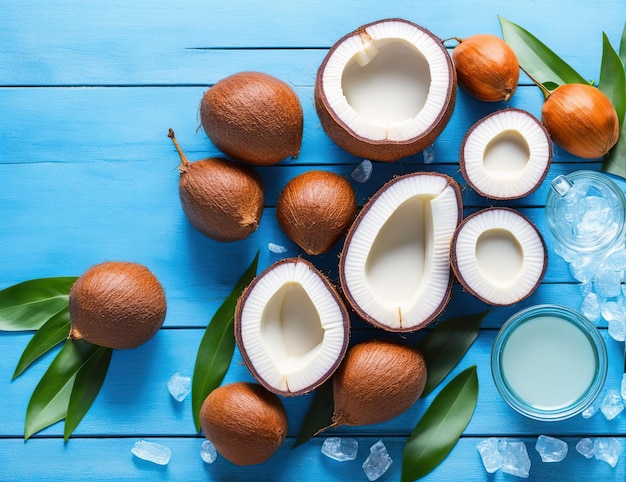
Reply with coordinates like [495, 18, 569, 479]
[501, 315, 596, 409]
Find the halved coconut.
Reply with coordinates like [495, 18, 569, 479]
[451, 207, 547, 306]
[460, 108, 552, 199]
[339, 172, 462, 332]
[234, 258, 350, 397]
[315, 18, 457, 162]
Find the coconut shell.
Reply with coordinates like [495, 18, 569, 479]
[200, 382, 288, 466]
[200, 71, 303, 166]
[276, 170, 357, 255]
[332, 338, 427, 427]
[69, 261, 167, 349]
[314, 18, 457, 162]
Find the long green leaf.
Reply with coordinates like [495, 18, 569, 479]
[599, 32, 626, 127]
[603, 23, 626, 179]
[191, 251, 259, 432]
[24, 339, 99, 439]
[401, 366, 479, 482]
[417, 311, 487, 397]
[13, 306, 71, 379]
[0, 277, 77, 331]
[620, 21, 626, 66]
[499, 16, 588, 94]
[64, 345, 112, 441]
[293, 379, 334, 448]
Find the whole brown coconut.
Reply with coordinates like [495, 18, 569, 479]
[453, 34, 519, 102]
[69, 261, 167, 349]
[168, 129, 264, 242]
[200, 382, 288, 466]
[541, 83, 619, 159]
[200, 71, 304, 166]
[330, 339, 427, 428]
[276, 170, 357, 255]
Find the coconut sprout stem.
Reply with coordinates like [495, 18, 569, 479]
[168, 128, 190, 167]
[520, 66, 552, 98]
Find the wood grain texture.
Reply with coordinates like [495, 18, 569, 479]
[1, 0, 625, 480]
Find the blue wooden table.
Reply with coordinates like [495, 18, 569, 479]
[1, 1, 626, 480]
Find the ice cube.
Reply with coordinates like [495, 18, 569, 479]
[351, 159, 373, 183]
[602, 249, 626, 271]
[267, 242, 288, 254]
[535, 435, 568, 462]
[554, 242, 577, 263]
[200, 440, 217, 464]
[499, 440, 531, 478]
[621, 373, 626, 401]
[575, 438, 595, 459]
[167, 372, 191, 402]
[576, 196, 610, 237]
[362, 440, 393, 481]
[608, 317, 626, 342]
[477, 438, 502, 473]
[581, 291, 601, 323]
[131, 440, 172, 466]
[600, 388, 624, 420]
[594, 438, 623, 467]
[321, 437, 358, 462]
[594, 269, 622, 298]
[423, 145, 436, 164]
[569, 255, 600, 283]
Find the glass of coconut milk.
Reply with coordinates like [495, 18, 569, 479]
[491, 304, 607, 421]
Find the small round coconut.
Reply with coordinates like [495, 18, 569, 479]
[200, 71, 304, 166]
[330, 338, 427, 427]
[276, 170, 357, 255]
[69, 261, 167, 349]
[200, 382, 288, 466]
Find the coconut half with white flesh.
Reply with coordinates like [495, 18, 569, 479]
[235, 258, 350, 397]
[315, 18, 457, 162]
[460, 108, 552, 200]
[451, 207, 547, 306]
[339, 172, 462, 332]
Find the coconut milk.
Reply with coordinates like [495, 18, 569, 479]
[500, 314, 597, 409]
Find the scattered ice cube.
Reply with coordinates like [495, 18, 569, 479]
[321, 437, 358, 462]
[602, 250, 626, 271]
[499, 440, 531, 479]
[167, 372, 191, 402]
[554, 242, 577, 263]
[621, 373, 626, 401]
[477, 438, 502, 473]
[423, 145, 436, 164]
[200, 440, 217, 464]
[594, 269, 623, 298]
[581, 291, 601, 323]
[362, 440, 393, 481]
[351, 159, 373, 183]
[267, 242, 288, 254]
[131, 440, 172, 466]
[600, 388, 624, 420]
[569, 255, 600, 283]
[608, 317, 626, 342]
[576, 438, 595, 459]
[594, 438, 623, 467]
[535, 435, 568, 462]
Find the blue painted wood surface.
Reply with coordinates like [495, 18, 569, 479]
[1, 1, 626, 480]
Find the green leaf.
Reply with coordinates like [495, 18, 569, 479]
[24, 339, 100, 439]
[499, 16, 588, 95]
[620, 21, 626, 66]
[0, 277, 77, 331]
[13, 306, 71, 379]
[401, 366, 479, 482]
[417, 311, 487, 397]
[293, 379, 334, 448]
[599, 32, 626, 127]
[603, 132, 626, 178]
[64, 345, 112, 441]
[191, 251, 259, 432]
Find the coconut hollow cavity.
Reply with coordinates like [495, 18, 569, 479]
[460, 108, 552, 200]
[451, 207, 547, 306]
[340, 172, 462, 332]
[315, 18, 456, 162]
[235, 258, 350, 397]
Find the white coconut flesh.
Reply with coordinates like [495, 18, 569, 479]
[236, 259, 348, 396]
[461, 109, 551, 199]
[453, 208, 546, 306]
[341, 173, 460, 331]
[322, 20, 453, 141]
